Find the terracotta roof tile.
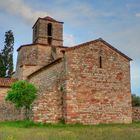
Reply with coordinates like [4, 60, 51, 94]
[43, 16, 57, 22]
[32, 16, 63, 28]
[0, 78, 17, 87]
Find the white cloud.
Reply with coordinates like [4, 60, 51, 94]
[64, 34, 76, 47]
[0, 0, 114, 27]
[48, 1, 114, 27]
[0, 0, 48, 23]
[135, 13, 140, 17]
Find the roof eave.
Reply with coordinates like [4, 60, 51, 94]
[32, 17, 64, 29]
[62, 38, 132, 61]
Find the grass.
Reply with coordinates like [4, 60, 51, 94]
[0, 121, 140, 140]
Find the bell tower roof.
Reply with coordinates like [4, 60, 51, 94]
[43, 16, 57, 21]
[32, 16, 63, 29]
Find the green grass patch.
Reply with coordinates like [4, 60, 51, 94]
[0, 121, 140, 140]
[0, 120, 140, 128]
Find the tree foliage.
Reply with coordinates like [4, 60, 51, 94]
[6, 80, 37, 119]
[0, 53, 6, 77]
[1, 30, 14, 77]
[132, 94, 140, 107]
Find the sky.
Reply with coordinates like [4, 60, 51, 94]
[0, 0, 139, 95]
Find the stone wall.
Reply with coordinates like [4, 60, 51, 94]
[0, 87, 25, 121]
[28, 59, 64, 123]
[132, 107, 140, 121]
[15, 44, 55, 80]
[15, 44, 38, 79]
[33, 18, 63, 46]
[63, 40, 132, 124]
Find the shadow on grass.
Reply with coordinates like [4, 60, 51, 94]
[0, 120, 140, 129]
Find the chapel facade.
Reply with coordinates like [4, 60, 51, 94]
[0, 17, 132, 124]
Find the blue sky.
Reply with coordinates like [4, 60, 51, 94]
[0, 0, 140, 95]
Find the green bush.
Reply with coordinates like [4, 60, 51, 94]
[132, 94, 140, 107]
[6, 80, 37, 119]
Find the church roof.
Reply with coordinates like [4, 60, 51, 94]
[27, 58, 62, 79]
[62, 38, 132, 61]
[42, 16, 63, 23]
[43, 16, 57, 22]
[26, 38, 132, 80]
[17, 43, 67, 52]
[0, 78, 17, 87]
[17, 43, 48, 51]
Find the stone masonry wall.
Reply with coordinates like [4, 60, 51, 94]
[15, 44, 38, 79]
[132, 107, 140, 121]
[15, 44, 54, 80]
[0, 87, 25, 121]
[28, 60, 64, 123]
[64, 41, 132, 124]
[33, 19, 63, 46]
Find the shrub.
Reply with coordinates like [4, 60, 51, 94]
[132, 94, 140, 107]
[6, 80, 37, 119]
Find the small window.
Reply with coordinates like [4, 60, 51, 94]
[48, 23, 52, 36]
[99, 56, 102, 68]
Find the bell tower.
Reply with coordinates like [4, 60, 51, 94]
[32, 16, 63, 46]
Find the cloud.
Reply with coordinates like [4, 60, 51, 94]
[47, 1, 114, 27]
[0, 0, 48, 23]
[64, 34, 76, 47]
[135, 13, 140, 17]
[0, 0, 114, 27]
[105, 25, 140, 60]
[48, 4, 95, 26]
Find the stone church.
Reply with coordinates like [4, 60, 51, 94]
[0, 16, 132, 124]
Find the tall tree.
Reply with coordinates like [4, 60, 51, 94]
[0, 53, 6, 77]
[2, 30, 14, 77]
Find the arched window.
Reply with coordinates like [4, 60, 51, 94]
[48, 23, 52, 36]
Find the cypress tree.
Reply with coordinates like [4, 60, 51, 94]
[2, 30, 14, 77]
[0, 53, 6, 77]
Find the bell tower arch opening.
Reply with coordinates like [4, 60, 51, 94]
[47, 23, 52, 45]
[32, 16, 63, 46]
[48, 23, 52, 36]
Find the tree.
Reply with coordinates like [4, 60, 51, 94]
[132, 94, 140, 107]
[1, 30, 14, 77]
[0, 53, 6, 77]
[6, 80, 37, 119]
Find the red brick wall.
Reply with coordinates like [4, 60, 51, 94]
[132, 107, 140, 121]
[28, 60, 64, 123]
[0, 87, 25, 121]
[64, 41, 132, 124]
